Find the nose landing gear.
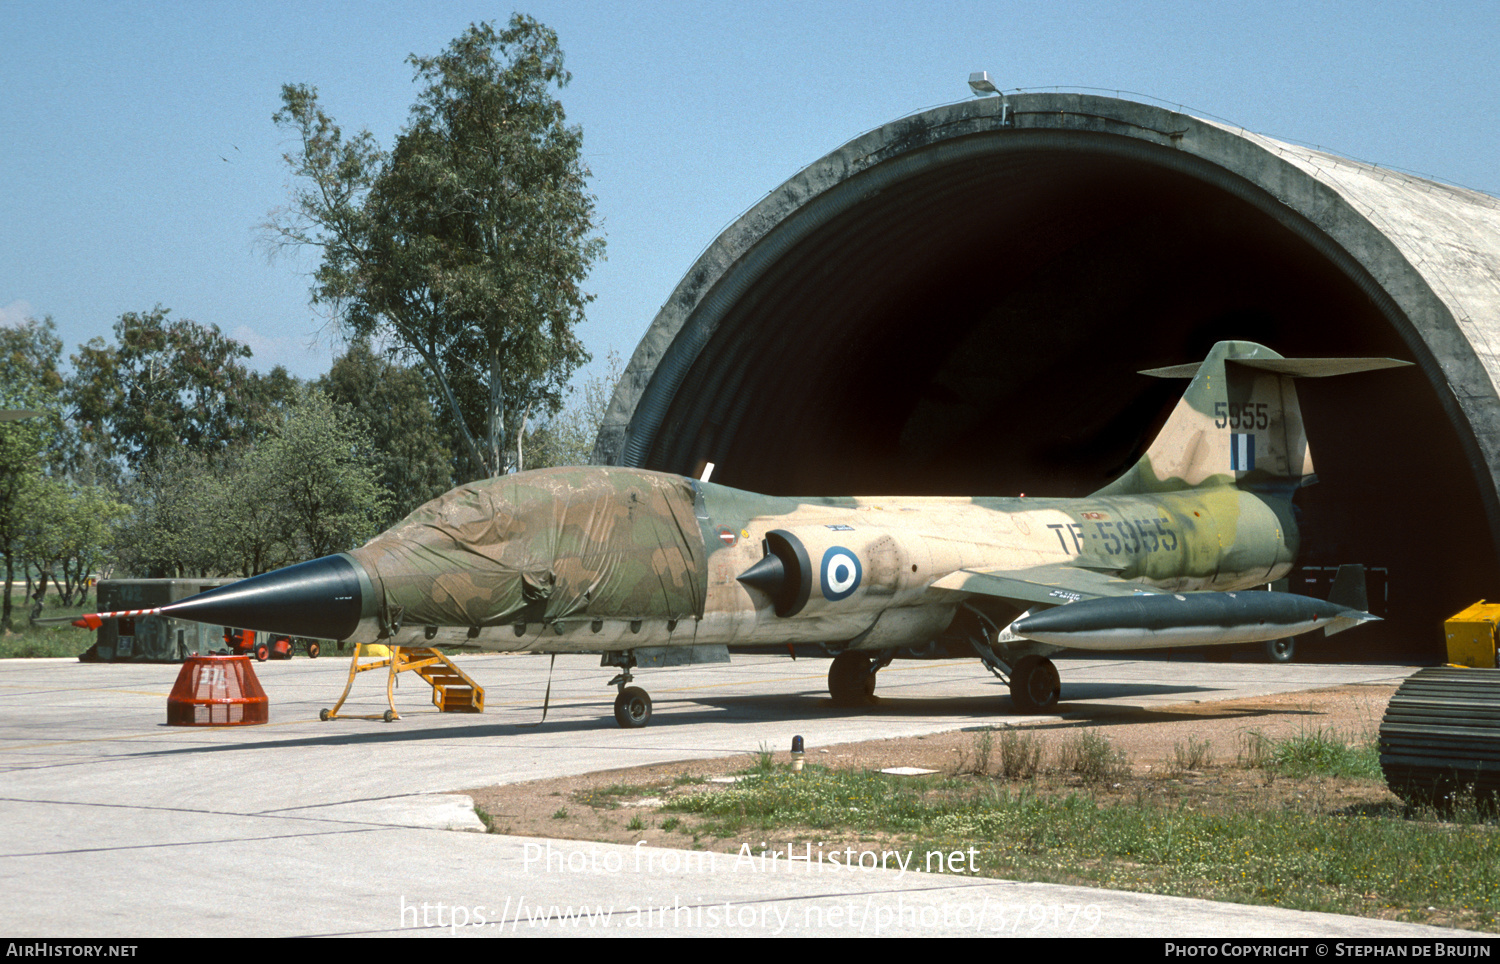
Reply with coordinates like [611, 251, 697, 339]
[604, 652, 653, 728]
[827, 651, 893, 706]
[614, 686, 652, 728]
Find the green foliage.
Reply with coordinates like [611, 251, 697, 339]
[113, 388, 385, 577]
[318, 339, 450, 524]
[669, 767, 955, 837]
[1259, 729, 1382, 780]
[16, 475, 128, 612]
[1057, 729, 1128, 785]
[66, 307, 264, 469]
[270, 16, 604, 481]
[524, 351, 622, 470]
[113, 448, 219, 578]
[1172, 736, 1214, 773]
[0, 426, 44, 631]
[998, 728, 1045, 780]
[268, 387, 388, 559]
[0, 614, 93, 658]
[667, 765, 1500, 927]
[0, 317, 65, 410]
[0, 318, 65, 631]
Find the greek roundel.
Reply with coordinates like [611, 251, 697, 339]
[821, 546, 862, 601]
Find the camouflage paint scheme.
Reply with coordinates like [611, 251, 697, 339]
[330, 341, 1403, 661]
[348, 468, 704, 635]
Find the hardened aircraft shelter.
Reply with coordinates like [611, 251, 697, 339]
[597, 93, 1500, 656]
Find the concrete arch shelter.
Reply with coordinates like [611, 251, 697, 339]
[597, 93, 1500, 656]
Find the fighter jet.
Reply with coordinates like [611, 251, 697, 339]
[78, 341, 1403, 726]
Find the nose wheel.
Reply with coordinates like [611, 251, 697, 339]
[613, 686, 653, 728]
[605, 655, 654, 728]
[828, 651, 892, 706]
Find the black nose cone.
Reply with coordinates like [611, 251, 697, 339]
[160, 554, 365, 641]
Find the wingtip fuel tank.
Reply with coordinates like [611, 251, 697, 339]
[1007, 590, 1378, 650]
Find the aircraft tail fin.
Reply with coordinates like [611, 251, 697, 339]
[1093, 341, 1409, 497]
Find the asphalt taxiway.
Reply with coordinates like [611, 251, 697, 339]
[0, 652, 1476, 937]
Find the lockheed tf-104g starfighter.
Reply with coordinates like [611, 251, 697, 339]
[80, 341, 1403, 727]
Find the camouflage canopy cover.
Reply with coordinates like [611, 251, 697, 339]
[349, 467, 707, 630]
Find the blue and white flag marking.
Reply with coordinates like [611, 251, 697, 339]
[1230, 432, 1256, 471]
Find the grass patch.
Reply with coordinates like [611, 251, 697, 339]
[1057, 729, 1127, 785]
[1172, 736, 1213, 773]
[659, 731, 1499, 930]
[573, 782, 647, 809]
[997, 728, 1044, 780]
[1261, 728, 1382, 780]
[0, 600, 93, 658]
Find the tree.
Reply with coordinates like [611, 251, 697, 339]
[265, 387, 387, 560]
[0, 428, 42, 631]
[112, 448, 226, 579]
[269, 16, 604, 481]
[113, 388, 386, 577]
[67, 307, 265, 470]
[0, 317, 63, 630]
[318, 339, 451, 525]
[55, 482, 127, 607]
[524, 350, 621, 470]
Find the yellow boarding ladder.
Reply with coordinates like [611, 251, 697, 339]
[320, 645, 485, 721]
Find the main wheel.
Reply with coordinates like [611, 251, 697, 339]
[1010, 655, 1061, 712]
[614, 686, 653, 728]
[1264, 638, 1295, 663]
[306, 640, 320, 659]
[828, 652, 877, 706]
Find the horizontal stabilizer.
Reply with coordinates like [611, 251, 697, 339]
[1141, 357, 1411, 379]
[1100, 341, 1413, 497]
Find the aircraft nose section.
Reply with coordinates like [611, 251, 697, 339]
[159, 554, 368, 641]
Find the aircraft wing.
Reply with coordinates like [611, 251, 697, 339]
[929, 562, 1161, 607]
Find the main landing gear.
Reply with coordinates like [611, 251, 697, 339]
[827, 652, 892, 706]
[1007, 655, 1061, 713]
[961, 608, 1062, 713]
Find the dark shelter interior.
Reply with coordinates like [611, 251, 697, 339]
[630, 131, 1496, 660]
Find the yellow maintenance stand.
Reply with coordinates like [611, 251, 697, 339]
[318, 645, 486, 722]
[1443, 601, 1500, 667]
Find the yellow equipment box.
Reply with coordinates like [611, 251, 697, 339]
[1444, 601, 1500, 667]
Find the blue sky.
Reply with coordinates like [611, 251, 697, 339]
[3, 0, 1497, 387]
